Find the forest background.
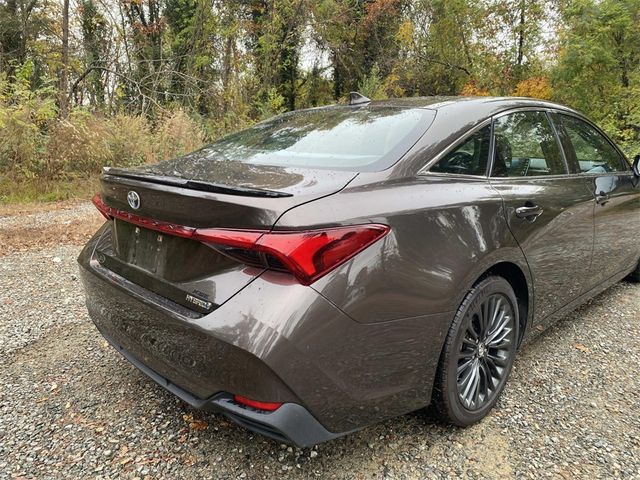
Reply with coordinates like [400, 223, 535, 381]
[0, 0, 638, 202]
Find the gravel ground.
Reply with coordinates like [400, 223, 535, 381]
[0, 202, 96, 229]
[1, 206, 639, 479]
[0, 202, 104, 256]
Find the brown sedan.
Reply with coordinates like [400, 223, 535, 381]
[79, 96, 640, 446]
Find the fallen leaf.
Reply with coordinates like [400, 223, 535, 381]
[574, 343, 590, 353]
[189, 419, 208, 430]
[182, 413, 208, 430]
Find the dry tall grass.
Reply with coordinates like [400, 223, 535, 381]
[1, 90, 208, 202]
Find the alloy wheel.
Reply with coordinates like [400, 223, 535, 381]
[456, 293, 516, 411]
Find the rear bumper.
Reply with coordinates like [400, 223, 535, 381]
[98, 328, 340, 447]
[79, 227, 452, 445]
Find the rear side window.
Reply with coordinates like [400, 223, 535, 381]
[491, 111, 567, 177]
[430, 126, 491, 176]
[557, 114, 628, 173]
[201, 106, 434, 171]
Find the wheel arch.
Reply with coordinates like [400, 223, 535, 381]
[474, 261, 531, 346]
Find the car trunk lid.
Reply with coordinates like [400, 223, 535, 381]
[94, 162, 357, 314]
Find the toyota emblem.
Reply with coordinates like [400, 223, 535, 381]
[127, 191, 141, 210]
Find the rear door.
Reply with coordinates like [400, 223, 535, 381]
[489, 110, 595, 321]
[552, 113, 640, 285]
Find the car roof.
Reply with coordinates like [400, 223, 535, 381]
[341, 96, 583, 177]
[366, 95, 579, 117]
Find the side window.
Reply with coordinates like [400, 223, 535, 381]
[558, 114, 628, 173]
[430, 125, 491, 176]
[491, 111, 567, 177]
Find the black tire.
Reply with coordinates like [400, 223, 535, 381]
[432, 276, 519, 426]
[626, 260, 640, 283]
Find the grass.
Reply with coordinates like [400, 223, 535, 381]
[0, 175, 100, 205]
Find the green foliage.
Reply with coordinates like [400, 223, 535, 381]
[255, 86, 287, 120]
[357, 64, 387, 100]
[79, 0, 109, 107]
[552, 0, 640, 156]
[0, 64, 57, 177]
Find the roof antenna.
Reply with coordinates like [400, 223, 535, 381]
[349, 91, 371, 106]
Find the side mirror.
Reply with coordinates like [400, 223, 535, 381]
[634, 154, 640, 178]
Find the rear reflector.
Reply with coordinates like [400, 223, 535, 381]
[233, 395, 283, 412]
[92, 193, 389, 284]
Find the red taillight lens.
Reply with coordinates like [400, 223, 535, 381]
[92, 193, 112, 220]
[92, 193, 389, 285]
[196, 224, 389, 284]
[253, 225, 389, 285]
[193, 228, 263, 249]
[233, 395, 283, 411]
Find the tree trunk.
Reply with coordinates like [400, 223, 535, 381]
[59, 0, 70, 117]
[516, 0, 525, 67]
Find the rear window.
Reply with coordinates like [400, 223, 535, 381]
[203, 106, 434, 171]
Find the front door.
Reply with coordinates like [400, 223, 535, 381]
[488, 110, 595, 322]
[553, 113, 640, 285]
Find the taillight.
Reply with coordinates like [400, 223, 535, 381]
[195, 224, 389, 285]
[93, 193, 113, 220]
[233, 395, 283, 411]
[92, 193, 389, 285]
[255, 225, 389, 284]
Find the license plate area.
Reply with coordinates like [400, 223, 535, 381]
[112, 219, 239, 282]
[122, 222, 165, 274]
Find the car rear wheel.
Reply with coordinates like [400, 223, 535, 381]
[432, 276, 519, 426]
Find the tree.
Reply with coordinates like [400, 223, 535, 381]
[59, 0, 69, 117]
[313, 0, 406, 99]
[0, 0, 53, 81]
[552, 0, 640, 154]
[248, 0, 307, 111]
[79, 0, 108, 108]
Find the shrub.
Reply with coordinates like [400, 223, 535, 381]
[44, 112, 154, 178]
[357, 64, 387, 100]
[460, 80, 491, 97]
[0, 65, 57, 177]
[103, 114, 154, 168]
[152, 110, 206, 162]
[44, 111, 109, 178]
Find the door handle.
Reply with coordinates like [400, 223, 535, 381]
[515, 204, 544, 221]
[595, 191, 610, 205]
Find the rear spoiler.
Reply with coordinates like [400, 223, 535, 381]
[102, 167, 293, 198]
